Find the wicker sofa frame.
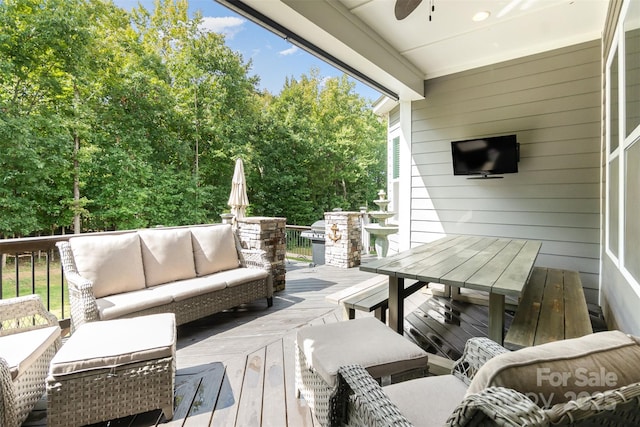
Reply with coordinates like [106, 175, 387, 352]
[56, 227, 273, 332]
[336, 337, 640, 426]
[0, 295, 62, 427]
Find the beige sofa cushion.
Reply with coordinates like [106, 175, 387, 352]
[467, 330, 640, 407]
[139, 228, 196, 287]
[49, 313, 176, 376]
[297, 317, 429, 388]
[69, 233, 146, 298]
[1, 326, 61, 380]
[149, 275, 227, 302]
[212, 268, 268, 288]
[96, 288, 174, 320]
[190, 225, 239, 276]
[384, 374, 468, 426]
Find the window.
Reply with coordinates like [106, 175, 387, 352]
[606, 0, 640, 286]
[625, 141, 640, 280]
[392, 137, 400, 180]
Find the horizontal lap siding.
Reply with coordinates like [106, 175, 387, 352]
[410, 41, 601, 302]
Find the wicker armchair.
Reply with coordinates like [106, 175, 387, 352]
[336, 336, 640, 426]
[0, 295, 62, 427]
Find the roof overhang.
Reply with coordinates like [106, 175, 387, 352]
[216, 0, 425, 101]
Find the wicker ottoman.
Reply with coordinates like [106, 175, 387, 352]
[295, 317, 429, 427]
[46, 314, 176, 427]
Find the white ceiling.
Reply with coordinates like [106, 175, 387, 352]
[219, 0, 609, 100]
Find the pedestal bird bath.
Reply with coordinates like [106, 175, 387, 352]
[364, 190, 398, 258]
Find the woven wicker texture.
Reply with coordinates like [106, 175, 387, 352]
[57, 229, 273, 332]
[446, 386, 550, 426]
[336, 336, 640, 426]
[450, 337, 509, 385]
[0, 295, 61, 427]
[544, 381, 640, 425]
[47, 356, 175, 427]
[337, 364, 412, 427]
[295, 344, 338, 427]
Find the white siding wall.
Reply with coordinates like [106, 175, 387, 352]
[408, 40, 602, 303]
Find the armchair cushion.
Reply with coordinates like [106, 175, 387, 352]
[467, 330, 640, 407]
[139, 228, 196, 287]
[190, 225, 240, 276]
[384, 374, 467, 426]
[0, 326, 61, 380]
[69, 233, 146, 298]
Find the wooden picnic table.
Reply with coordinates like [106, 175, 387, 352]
[360, 235, 542, 344]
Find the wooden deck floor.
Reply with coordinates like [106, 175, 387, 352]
[24, 258, 497, 427]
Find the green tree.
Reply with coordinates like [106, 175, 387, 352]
[256, 70, 386, 225]
[0, 0, 94, 236]
[131, 0, 261, 225]
[0, 0, 385, 236]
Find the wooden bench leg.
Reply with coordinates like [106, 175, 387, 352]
[443, 284, 452, 298]
[488, 293, 505, 344]
[345, 307, 356, 320]
[374, 307, 386, 322]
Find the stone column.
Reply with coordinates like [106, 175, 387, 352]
[236, 217, 287, 291]
[324, 211, 362, 268]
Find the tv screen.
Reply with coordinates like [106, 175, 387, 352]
[451, 134, 519, 176]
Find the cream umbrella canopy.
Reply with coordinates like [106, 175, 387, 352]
[228, 158, 249, 222]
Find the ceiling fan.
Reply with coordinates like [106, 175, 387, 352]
[394, 0, 435, 21]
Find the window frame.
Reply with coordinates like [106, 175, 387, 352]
[606, 0, 640, 289]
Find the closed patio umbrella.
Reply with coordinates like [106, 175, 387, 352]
[228, 158, 249, 222]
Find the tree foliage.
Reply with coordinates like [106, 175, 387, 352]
[0, 0, 386, 236]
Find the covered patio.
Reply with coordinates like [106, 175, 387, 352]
[21, 258, 437, 426]
[3, 0, 640, 424]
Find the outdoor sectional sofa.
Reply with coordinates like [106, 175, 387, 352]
[57, 224, 273, 332]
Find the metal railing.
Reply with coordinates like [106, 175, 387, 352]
[285, 225, 312, 260]
[1, 234, 72, 321]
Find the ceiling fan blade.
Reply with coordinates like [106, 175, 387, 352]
[394, 0, 423, 20]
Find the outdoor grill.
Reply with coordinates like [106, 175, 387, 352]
[301, 220, 325, 265]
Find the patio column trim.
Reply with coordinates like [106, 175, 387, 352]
[399, 100, 412, 251]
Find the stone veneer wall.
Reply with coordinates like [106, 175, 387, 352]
[324, 211, 362, 268]
[236, 217, 287, 291]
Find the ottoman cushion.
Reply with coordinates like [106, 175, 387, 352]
[296, 317, 428, 388]
[49, 313, 176, 376]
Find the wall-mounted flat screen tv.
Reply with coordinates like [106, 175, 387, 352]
[451, 134, 519, 177]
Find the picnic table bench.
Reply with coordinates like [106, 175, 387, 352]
[326, 276, 426, 322]
[504, 267, 592, 350]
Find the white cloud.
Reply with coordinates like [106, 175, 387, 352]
[279, 45, 299, 56]
[199, 16, 246, 39]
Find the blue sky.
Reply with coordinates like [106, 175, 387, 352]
[113, 0, 383, 102]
